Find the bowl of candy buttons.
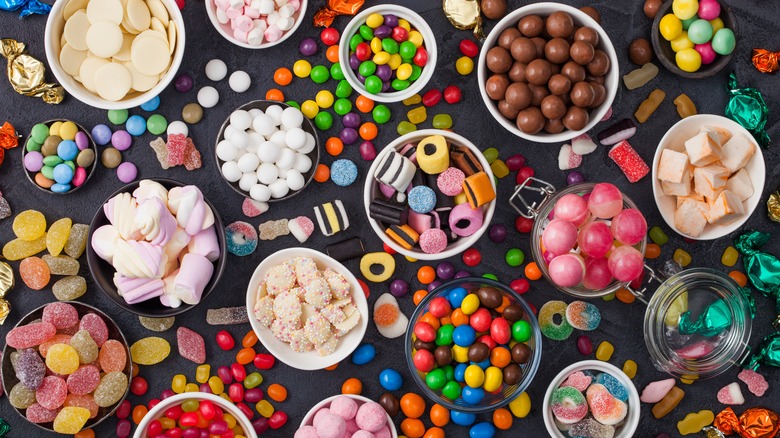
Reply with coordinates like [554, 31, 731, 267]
[134, 392, 258, 438]
[22, 119, 98, 194]
[651, 0, 737, 78]
[405, 277, 542, 413]
[297, 394, 398, 437]
[363, 129, 497, 261]
[542, 360, 640, 438]
[1, 301, 132, 434]
[339, 4, 437, 103]
[205, 0, 307, 49]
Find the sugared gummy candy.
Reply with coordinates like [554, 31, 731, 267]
[19, 256, 50, 290]
[42, 254, 80, 276]
[52, 276, 87, 301]
[93, 371, 128, 407]
[9, 382, 37, 409]
[42, 302, 79, 329]
[66, 365, 101, 395]
[16, 348, 45, 389]
[64, 224, 90, 259]
[79, 313, 108, 347]
[70, 330, 99, 364]
[46, 217, 72, 256]
[35, 375, 68, 410]
[45, 344, 80, 375]
[130, 337, 171, 365]
[53, 406, 90, 434]
[13, 210, 46, 241]
[3, 236, 47, 261]
[98, 339, 128, 372]
[6, 321, 56, 349]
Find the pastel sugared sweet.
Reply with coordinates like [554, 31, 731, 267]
[355, 401, 387, 432]
[716, 382, 744, 405]
[36, 375, 68, 410]
[330, 395, 359, 420]
[79, 312, 109, 347]
[640, 378, 675, 403]
[69, 330, 99, 364]
[41, 302, 79, 329]
[586, 383, 627, 426]
[548, 253, 586, 287]
[542, 220, 579, 256]
[596, 373, 629, 401]
[53, 406, 90, 434]
[551, 386, 588, 424]
[607, 245, 644, 282]
[610, 208, 647, 245]
[176, 326, 206, 364]
[129, 337, 170, 365]
[16, 348, 45, 389]
[587, 183, 623, 219]
[93, 371, 128, 407]
[738, 369, 769, 397]
[538, 300, 574, 341]
[566, 301, 601, 331]
[315, 412, 346, 438]
[562, 371, 592, 392]
[568, 418, 616, 438]
[6, 321, 56, 349]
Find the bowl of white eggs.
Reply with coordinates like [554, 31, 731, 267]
[215, 100, 321, 202]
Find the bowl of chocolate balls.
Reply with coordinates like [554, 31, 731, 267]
[478, 3, 619, 143]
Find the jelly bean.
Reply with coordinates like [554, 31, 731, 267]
[407, 106, 427, 125]
[645, 243, 661, 259]
[615, 287, 637, 304]
[649, 226, 669, 245]
[443, 85, 462, 104]
[244, 372, 263, 389]
[673, 248, 692, 267]
[194, 364, 211, 384]
[577, 335, 593, 355]
[459, 39, 478, 57]
[231, 363, 246, 382]
[236, 347, 256, 365]
[430, 113, 452, 129]
[208, 376, 224, 395]
[132, 404, 148, 424]
[256, 399, 274, 418]
[172, 375, 187, 394]
[596, 341, 615, 361]
[130, 376, 148, 396]
[422, 89, 442, 107]
[721, 246, 738, 266]
[623, 359, 638, 379]
[508, 391, 531, 418]
[729, 271, 747, 287]
[228, 383, 244, 402]
[269, 410, 288, 429]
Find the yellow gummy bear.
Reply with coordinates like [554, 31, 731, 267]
[12, 210, 46, 241]
[3, 235, 47, 261]
[677, 410, 715, 435]
[130, 337, 171, 365]
[46, 344, 80, 375]
[46, 217, 72, 257]
[53, 407, 90, 434]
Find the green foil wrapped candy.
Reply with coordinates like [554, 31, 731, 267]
[746, 331, 780, 370]
[678, 299, 731, 337]
[725, 73, 770, 148]
[735, 231, 780, 327]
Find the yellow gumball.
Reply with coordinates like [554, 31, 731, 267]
[670, 31, 694, 52]
[293, 60, 312, 78]
[660, 14, 683, 41]
[315, 90, 334, 109]
[676, 48, 702, 72]
[455, 56, 474, 75]
[398, 19, 411, 31]
[710, 17, 724, 33]
[672, 0, 699, 20]
[301, 100, 319, 118]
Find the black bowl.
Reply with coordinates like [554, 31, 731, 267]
[651, 0, 737, 78]
[0, 302, 132, 433]
[86, 178, 227, 317]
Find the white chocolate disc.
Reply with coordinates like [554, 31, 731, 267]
[150, 17, 166, 34]
[131, 30, 170, 75]
[86, 0, 123, 24]
[64, 10, 90, 51]
[78, 56, 110, 92]
[146, 0, 169, 24]
[112, 33, 134, 62]
[63, 0, 88, 20]
[126, 0, 151, 31]
[94, 62, 132, 101]
[124, 61, 158, 92]
[86, 21, 123, 58]
[59, 32, 67, 51]
[167, 20, 176, 55]
[121, 18, 141, 34]
[60, 43, 88, 76]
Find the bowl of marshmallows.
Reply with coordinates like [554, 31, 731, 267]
[205, 0, 307, 48]
[216, 100, 321, 203]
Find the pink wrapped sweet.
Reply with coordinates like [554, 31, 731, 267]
[315, 412, 346, 438]
[548, 254, 585, 287]
[355, 402, 386, 433]
[174, 253, 214, 304]
[187, 226, 220, 261]
[114, 273, 164, 304]
[542, 220, 578, 256]
[330, 396, 358, 420]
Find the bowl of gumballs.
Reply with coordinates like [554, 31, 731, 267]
[216, 100, 320, 203]
[339, 5, 437, 103]
[363, 130, 496, 261]
[478, 3, 619, 143]
[1, 301, 132, 434]
[542, 360, 640, 438]
[405, 278, 542, 413]
[45, 0, 185, 110]
[296, 394, 398, 438]
[652, 0, 737, 77]
[22, 120, 98, 194]
[246, 247, 369, 371]
[134, 392, 258, 438]
[87, 178, 226, 317]
[205, 0, 306, 49]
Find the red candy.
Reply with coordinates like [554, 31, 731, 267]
[116, 399, 132, 419]
[510, 278, 530, 294]
[414, 47, 428, 67]
[180, 412, 199, 427]
[41, 302, 79, 329]
[459, 39, 479, 57]
[216, 330, 235, 351]
[413, 349, 435, 372]
[177, 326, 206, 364]
[36, 375, 68, 410]
[166, 405, 183, 420]
[608, 140, 649, 183]
[131, 376, 148, 396]
[392, 26, 409, 43]
[490, 317, 511, 344]
[358, 279, 370, 298]
[515, 216, 533, 234]
[462, 248, 481, 267]
[505, 154, 526, 171]
[116, 418, 132, 437]
[414, 322, 436, 342]
[228, 383, 244, 402]
[577, 335, 593, 355]
[26, 403, 58, 423]
[147, 420, 163, 437]
[230, 363, 246, 382]
[199, 400, 216, 420]
[66, 365, 100, 395]
[321, 27, 340, 46]
[254, 353, 275, 370]
[382, 243, 396, 254]
[355, 43, 371, 61]
[476, 334, 497, 350]
[218, 366, 233, 384]
[443, 85, 462, 104]
[428, 297, 451, 318]
[470, 308, 492, 332]
[6, 321, 56, 349]
[269, 411, 288, 429]
[516, 166, 535, 185]
[236, 402, 254, 420]
[422, 89, 442, 107]
[79, 313, 108, 347]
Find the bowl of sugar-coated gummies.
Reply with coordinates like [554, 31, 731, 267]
[297, 394, 398, 438]
[205, 0, 307, 49]
[1, 301, 132, 434]
[543, 360, 640, 438]
[405, 278, 542, 413]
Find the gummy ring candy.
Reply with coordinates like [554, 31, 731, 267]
[225, 221, 258, 257]
[359, 252, 396, 283]
[565, 301, 602, 331]
[538, 300, 574, 341]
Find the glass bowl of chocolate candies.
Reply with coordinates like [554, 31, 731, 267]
[478, 3, 619, 143]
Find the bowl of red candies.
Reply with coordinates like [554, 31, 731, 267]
[528, 181, 648, 299]
[405, 278, 542, 413]
[1, 301, 132, 434]
[134, 392, 258, 438]
[339, 5, 437, 103]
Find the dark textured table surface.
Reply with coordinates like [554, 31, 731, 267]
[1, 0, 780, 436]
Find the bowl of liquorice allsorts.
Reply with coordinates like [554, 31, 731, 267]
[339, 4, 437, 103]
[363, 129, 496, 261]
[542, 360, 640, 438]
[22, 120, 98, 194]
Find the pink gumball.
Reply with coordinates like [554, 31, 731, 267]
[542, 219, 579, 255]
[695, 42, 718, 65]
[697, 0, 721, 20]
[578, 221, 614, 258]
[543, 250, 556, 264]
[583, 257, 613, 290]
[588, 183, 623, 219]
[554, 194, 590, 226]
[548, 254, 586, 287]
[608, 245, 644, 282]
[611, 208, 647, 245]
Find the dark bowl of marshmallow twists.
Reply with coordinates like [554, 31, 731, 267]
[363, 129, 497, 261]
[87, 178, 227, 317]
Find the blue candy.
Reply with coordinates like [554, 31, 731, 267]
[452, 324, 476, 347]
[56, 140, 78, 161]
[451, 410, 477, 426]
[471, 358, 490, 370]
[91, 124, 112, 145]
[454, 363, 467, 382]
[126, 115, 147, 136]
[140, 96, 161, 112]
[351, 343, 375, 365]
[52, 163, 74, 184]
[407, 185, 436, 213]
[461, 386, 485, 405]
[50, 183, 72, 193]
[225, 221, 258, 257]
[330, 159, 358, 187]
[596, 373, 629, 401]
[447, 287, 468, 308]
[378, 368, 402, 391]
[470, 422, 496, 438]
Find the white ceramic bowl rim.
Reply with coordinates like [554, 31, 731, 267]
[542, 360, 640, 438]
[477, 2, 619, 143]
[245, 247, 369, 370]
[651, 114, 766, 240]
[299, 394, 398, 437]
[204, 0, 307, 49]
[339, 4, 438, 103]
[44, 0, 186, 110]
[363, 129, 497, 261]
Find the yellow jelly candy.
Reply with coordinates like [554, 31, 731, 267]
[407, 106, 427, 125]
[46, 217, 73, 257]
[130, 337, 171, 365]
[596, 341, 615, 361]
[172, 374, 187, 393]
[677, 410, 714, 435]
[293, 60, 312, 78]
[224, 413, 237, 428]
[315, 90, 334, 109]
[53, 406, 90, 434]
[671, 31, 694, 52]
[13, 210, 47, 241]
[403, 94, 421, 106]
[59, 121, 79, 141]
[208, 376, 225, 394]
[256, 399, 274, 418]
[196, 364, 211, 383]
[456, 56, 474, 75]
[3, 235, 47, 260]
[665, 292, 688, 326]
[673, 249, 691, 267]
[185, 383, 199, 392]
[676, 48, 702, 72]
[508, 391, 531, 418]
[46, 344, 80, 375]
[660, 14, 683, 41]
[398, 19, 411, 31]
[490, 160, 510, 179]
[721, 246, 738, 267]
[623, 360, 638, 379]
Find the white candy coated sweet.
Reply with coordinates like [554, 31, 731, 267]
[197, 86, 219, 108]
[264, 25, 283, 43]
[278, 4, 294, 17]
[223, 125, 236, 141]
[285, 127, 306, 150]
[298, 132, 316, 154]
[231, 130, 250, 149]
[266, 11, 279, 25]
[257, 162, 279, 184]
[257, 141, 281, 163]
[230, 110, 252, 130]
[281, 107, 303, 130]
[167, 121, 188, 137]
[239, 172, 257, 191]
[221, 161, 242, 182]
[250, 184, 271, 202]
[252, 113, 275, 136]
[248, 27, 265, 46]
[269, 130, 287, 146]
[205, 59, 228, 81]
[269, 179, 290, 198]
[237, 152, 260, 173]
[229, 71, 251, 93]
[246, 142, 259, 154]
[265, 105, 283, 125]
[276, 148, 295, 170]
[216, 140, 238, 161]
[277, 168, 288, 179]
[257, 0, 274, 14]
[276, 17, 294, 31]
[248, 132, 264, 148]
[294, 153, 312, 173]
[228, 0, 243, 9]
[216, 7, 230, 24]
[286, 169, 305, 191]
[248, 108, 262, 118]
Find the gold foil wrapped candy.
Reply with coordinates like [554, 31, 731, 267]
[443, 0, 484, 39]
[768, 190, 780, 224]
[0, 38, 64, 104]
[0, 261, 13, 324]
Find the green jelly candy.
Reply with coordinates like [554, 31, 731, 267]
[107, 109, 129, 125]
[314, 111, 333, 130]
[372, 104, 391, 124]
[244, 372, 263, 389]
[310, 65, 330, 84]
[147, 114, 168, 135]
[181, 399, 199, 412]
[43, 155, 63, 167]
[410, 65, 423, 81]
[53, 275, 87, 300]
[649, 226, 669, 245]
[359, 61, 377, 77]
[506, 249, 525, 267]
[285, 101, 300, 109]
[333, 98, 352, 116]
[93, 371, 128, 407]
[358, 25, 374, 41]
[483, 147, 499, 164]
[365, 75, 382, 94]
[397, 121, 416, 135]
[399, 41, 416, 59]
[9, 382, 36, 409]
[391, 79, 410, 91]
[491, 160, 509, 178]
[512, 320, 532, 342]
[602, 292, 616, 301]
[349, 34, 364, 51]
[435, 324, 454, 346]
[41, 165, 55, 180]
[331, 63, 345, 81]
[70, 330, 99, 364]
[425, 368, 447, 390]
[483, 273, 498, 281]
[42, 255, 80, 276]
[441, 380, 461, 400]
[30, 123, 49, 144]
[26, 138, 41, 152]
[64, 223, 89, 259]
[381, 38, 399, 54]
[432, 114, 452, 129]
[335, 79, 353, 98]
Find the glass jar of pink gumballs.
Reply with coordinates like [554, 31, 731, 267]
[511, 179, 648, 299]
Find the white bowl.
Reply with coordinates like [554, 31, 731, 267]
[133, 392, 258, 438]
[245, 247, 369, 370]
[299, 394, 398, 438]
[542, 360, 640, 438]
[205, 0, 307, 49]
[45, 0, 185, 110]
[339, 5, 437, 103]
[651, 114, 765, 240]
[477, 3, 619, 143]
[363, 129, 497, 261]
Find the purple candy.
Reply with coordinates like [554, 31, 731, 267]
[356, 73, 366, 83]
[505, 154, 526, 171]
[436, 262, 455, 280]
[381, 81, 391, 92]
[342, 112, 361, 128]
[488, 224, 507, 243]
[244, 388, 264, 403]
[74, 131, 89, 150]
[111, 130, 132, 151]
[116, 161, 137, 183]
[24, 151, 44, 172]
[454, 270, 471, 279]
[91, 124, 112, 146]
[359, 140, 376, 160]
[384, 14, 398, 28]
[199, 383, 212, 393]
[253, 417, 269, 434]
[374, 25, 392, 39]
[389, 279, 408, 297]
[182, 429, 200, 438]
[339, 128, 359, 145]
[379, 184, 395, 198]
[160, 389, 175, 399]
[299, 37, 318, 56]
[174, 74, 193, 93]
[567, 170, 586, 185]
[427, 280, 442, 292]
[116, 419, 132, 438]
[376, 65, 392, 81]
[349, 53, 360, 70]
